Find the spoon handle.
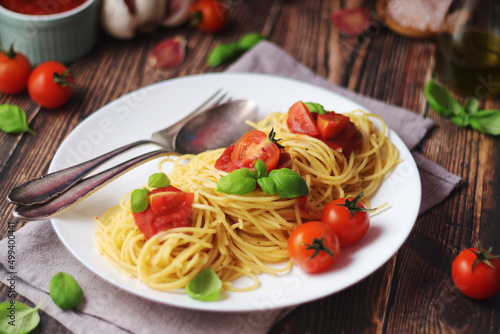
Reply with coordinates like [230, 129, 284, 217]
[13, 149, 171, 220]
[7, 139, 156, 205]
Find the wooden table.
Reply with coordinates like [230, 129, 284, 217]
[1, 0, 499, 333]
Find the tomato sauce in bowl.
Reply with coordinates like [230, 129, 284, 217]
[0, 0, 87, 15]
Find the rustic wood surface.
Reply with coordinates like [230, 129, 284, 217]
[1, 0, 499, 333]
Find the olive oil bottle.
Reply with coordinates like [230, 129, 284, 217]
[433, 0, 500, 98]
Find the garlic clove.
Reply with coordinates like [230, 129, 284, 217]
[161, 0, 194, 27]
[148, 36, 186, 68]
[101, 0, 137, 39]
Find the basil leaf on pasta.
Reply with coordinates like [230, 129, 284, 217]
[131, 188, 150, 213]
[258, 177, 276, 195]
[254, 158, 268, 178]
[268, 168, 309, 198]
[148, 173, 170, 188]
[305, 102, 326, 114]
[216, 168, 256, 195]
[186, 267, 222, 301]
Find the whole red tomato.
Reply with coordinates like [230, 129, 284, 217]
[0, 45, 32, 94]
[288, 221, 340, 273]
[451, 243, 500, 299]
[28, 61, 74, 109]
[320, 192, 373, 246]
[190, 0, 228, 33]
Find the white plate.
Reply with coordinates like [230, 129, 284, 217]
[50, 73, 421, 312]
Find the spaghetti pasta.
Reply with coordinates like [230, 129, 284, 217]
[95, 109, 399, 292]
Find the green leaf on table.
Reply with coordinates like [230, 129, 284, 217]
[148, 173, 170, 189]
[0, 300, 44, 334]
[268, 168, 309, 198]
[237, 32, 264, 51]
[451, 113, 469, 128]
[464, 97, 479, 114]
[469, 110, 500, 135]
[50, 272, 84, 310]
[216, 168, 256, 195]
[424, 79, 463, 117]
[131, 188, 150, 213]
[185, 267, 222, 301]
[0, 104, 35, 135]
[207, 43, 240, 67]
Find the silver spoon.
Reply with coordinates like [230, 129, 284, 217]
[8, 90, 230, 206]
[11, 99, 258, 220]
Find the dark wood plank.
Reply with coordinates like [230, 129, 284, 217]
[0, 0, 499, 333]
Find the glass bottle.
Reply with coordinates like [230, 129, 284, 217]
[434, 0, 500, 99]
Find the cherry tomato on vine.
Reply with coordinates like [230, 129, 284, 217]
[231, 129, 281, 172]
[28, 61, 74, 109]
[320, 192, 373, 246]
[451, 242, 500, 300]
[288, 221, 340, 273]
[190, 0, 228, 33]
[0, 45, 32, 94]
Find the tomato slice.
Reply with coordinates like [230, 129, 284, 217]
[316, 112, 349, 139]
[287, 101, 320, 137]
[133, 186, 194, 239]
[231, 130, 280, 172]
[214, 145, 237, 173]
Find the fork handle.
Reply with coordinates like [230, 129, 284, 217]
[7, 139, 156, 205]
[13, 149, 171, 220]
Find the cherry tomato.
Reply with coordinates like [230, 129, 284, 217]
[320, 192, 372, 246]
[190, 0, 228, 33]
[451, 243, 500, 300]
[288, 221, 340, 273]
[287, 101, 320, 137]
[0, 45, 32, 94]
[28, 61, 74, 109]
[231, 130, 281, 172]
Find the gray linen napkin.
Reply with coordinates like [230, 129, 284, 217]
[0, 41, 462, 334]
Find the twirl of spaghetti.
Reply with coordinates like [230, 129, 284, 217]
[95, 110, 399, 292]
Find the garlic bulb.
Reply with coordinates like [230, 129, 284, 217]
[100, 0, 194, 39]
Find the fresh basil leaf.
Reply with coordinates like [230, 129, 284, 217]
[268, 168, 309, 198]
[464, 97, 479, 114]
[304, 102, 326, 114]
[50, 272, 84, 310]
[185, 267, 222, 301]
[0, 301, 44, 334]
[257, 177, 276, 195]
[451, 113, 469, 128]
[254, 159, 268, 179]
[207, 43, 240, 67]
[237, 32, 264, 51]
[424, 79, 462, 117]
[0, 104, 35, 135]
[216, 168, 256, 195]
[469, 109, 500, 135]
[131, 188, 150, 213]
[148, 173, 170, 189]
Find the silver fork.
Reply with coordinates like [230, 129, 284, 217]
[8, 90, 229, 206]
